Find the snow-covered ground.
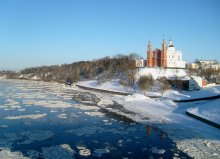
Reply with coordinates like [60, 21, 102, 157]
[77, 79, 134, 93]
[165, 85, 220, 100]
[74, 79, 220, 159]
[187, 99, 220, 126]
[137, 67, 187, 79]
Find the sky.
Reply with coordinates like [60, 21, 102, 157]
[0, 0, 220, 70]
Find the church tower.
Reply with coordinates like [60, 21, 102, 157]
[147, 40, 153, 67]
[161, 38, 167, 67]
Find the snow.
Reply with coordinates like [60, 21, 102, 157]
[1, 78, 220, 158]
[187, 99, 220, 125]
[166, 85, 220, 100]
[77, 79, 132, 93]
[73, 79, 220, 159]
[118, 94, 176, 123]
[137, 67, 187, 80]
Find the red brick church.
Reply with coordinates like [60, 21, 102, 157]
[146, 38, 185, 68]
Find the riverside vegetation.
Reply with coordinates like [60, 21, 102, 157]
[0, 54, 219, 92]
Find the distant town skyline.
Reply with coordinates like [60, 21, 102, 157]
[0, 0, 220, 70]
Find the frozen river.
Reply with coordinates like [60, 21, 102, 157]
[0, 79, 190, 158]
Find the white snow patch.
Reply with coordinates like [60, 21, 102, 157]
[138, 67, 187, 80]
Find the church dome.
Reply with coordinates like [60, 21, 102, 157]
[168, 39, 174, 47]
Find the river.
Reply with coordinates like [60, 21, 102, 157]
[0, 79, 190, 158]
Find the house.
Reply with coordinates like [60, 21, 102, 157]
[135, 58, 145, 68]
[167, 76, 204, 91]
[186, 62, 199, 69]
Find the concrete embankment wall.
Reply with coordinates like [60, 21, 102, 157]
[76, 84, 130, 96]
[173, 94, 220, 102]
[186, 111, 220, 129]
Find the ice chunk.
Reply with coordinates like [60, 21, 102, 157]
[84, 111, 105, 117]
[93, 148, 110, 157]
[41, 144, 75, 159]
[0, 148, 29, 159]
[3, 130, 54, 146]
[4, 114, 47, 120]
[79, 148, 91, 157]
[0, 125, 9, 128]
[57, 114, 67, 119]
[151, 147, 166, 154]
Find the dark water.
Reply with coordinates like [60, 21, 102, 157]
[0, 79, 190, 158]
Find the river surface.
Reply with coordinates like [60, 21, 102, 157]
[0, 79, 190, 158]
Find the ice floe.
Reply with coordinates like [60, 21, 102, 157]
[26, 150, 40, 159]
[4, 99, 20, 106]
[77, 146, 91, 157]
[65, 126, 136, 136]
[57, 113, 67, 119]
[4, 113, 47, 120]
[84, 111, 105, 117]
[0, 148, 29, 159]
[176, 139, 220, 159]
[0, 125, 9, 128]
[73, 104, 100, 110]
[3, 130, 54, 146]
[93, 148, 110, 157]
[22, 100, 74, 108]
[41, 144, 75, 159]
[150, 147, 166, 155]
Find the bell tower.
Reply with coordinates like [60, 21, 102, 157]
[147, 40, 153, 67]
[161, 38, 167, 67]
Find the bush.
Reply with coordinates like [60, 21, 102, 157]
[157, 77, 170, 95]
[137, 75, 154, 91]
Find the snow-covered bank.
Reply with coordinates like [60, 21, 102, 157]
[77, 80, 133, 94]
[74, 80, 220, 159]
[187, 99, 220, 126]
[166, 85, 220, 100]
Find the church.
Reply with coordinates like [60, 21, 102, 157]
[146, 38, 186, 68]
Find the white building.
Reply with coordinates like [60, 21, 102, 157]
[135, 58, 145, 68]
[166, 40, 186, 68]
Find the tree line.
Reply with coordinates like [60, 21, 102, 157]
[3, 53, 140, 86]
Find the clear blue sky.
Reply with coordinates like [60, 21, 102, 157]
[0, 0, 220, 70]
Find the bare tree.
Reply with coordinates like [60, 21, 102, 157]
[157, 77, 170, 96]
[137, 74, 154, 91]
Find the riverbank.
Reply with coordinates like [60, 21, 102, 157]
[73, 80, 220, 159]
[1, 78, 220, 158]
[0, 79, 192, 159]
